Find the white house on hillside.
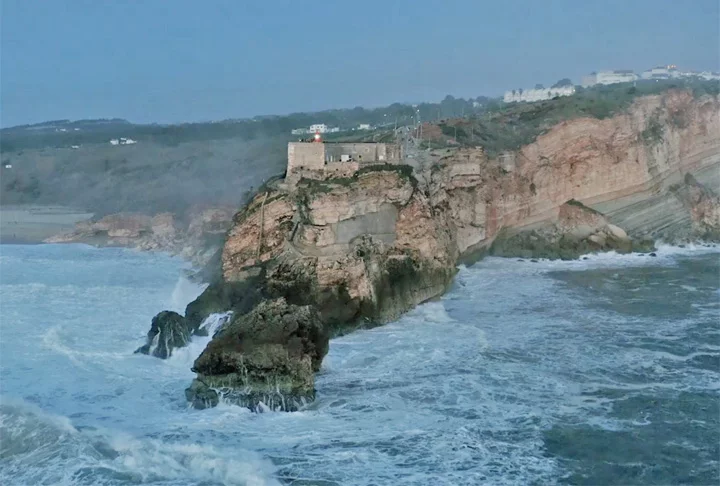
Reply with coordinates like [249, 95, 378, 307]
[503, 86, 575, 103]
[310, 124, 328, 133]
[582, 70, 638, 87]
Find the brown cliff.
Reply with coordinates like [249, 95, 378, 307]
[150, 89, 720, 411]
[45, 206, 235, 268]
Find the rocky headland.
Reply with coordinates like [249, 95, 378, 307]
[44, 205, 236, 268]
[141, 89, 720, 411]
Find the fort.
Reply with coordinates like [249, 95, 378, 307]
[286, 141, 402, 180]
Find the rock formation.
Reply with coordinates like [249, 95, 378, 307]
[45, 206, 236, 268]
[186, 298, 328, 411]
[143, 89, 720, 411]
[134, 311, 192, 359]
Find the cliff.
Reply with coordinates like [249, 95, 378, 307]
[44, 206, 235, 268]
[144, 90, 720, 411]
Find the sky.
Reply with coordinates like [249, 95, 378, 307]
[1, 0, 719, 127]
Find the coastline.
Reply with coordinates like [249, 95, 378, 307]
[0, 205, 93, 244]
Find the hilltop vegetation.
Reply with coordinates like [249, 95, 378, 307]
[434, 79, 719, 156]
[2, 79, 716, 216]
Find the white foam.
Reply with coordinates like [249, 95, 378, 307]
[166, 312, 232, 370]
[0, 398, 280, 486]
[167, 276, 207, 313]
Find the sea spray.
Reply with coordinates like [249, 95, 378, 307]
[165, 312, 232, 370]
[2, 244, 718, 484]
[167, 276, 207, 313]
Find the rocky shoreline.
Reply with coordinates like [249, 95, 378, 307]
[136, 90, 720, 411]
[42, 206, 236, 270]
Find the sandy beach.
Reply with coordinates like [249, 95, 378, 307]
[0, 205, 93, 243]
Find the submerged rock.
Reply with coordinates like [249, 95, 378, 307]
[186, 298, 328, 411]
[134, 311, 192, 359]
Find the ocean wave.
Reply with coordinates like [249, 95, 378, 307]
[0, 397, 279, 486]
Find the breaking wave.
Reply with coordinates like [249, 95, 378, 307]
[0, 398, 279, 486]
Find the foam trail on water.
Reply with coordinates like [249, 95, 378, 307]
[167, 312, 232, 370]
[0, 398, 280, 486]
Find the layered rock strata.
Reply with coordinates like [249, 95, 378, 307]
[45, 206, 235, 268]
[144, 90, 720, 411]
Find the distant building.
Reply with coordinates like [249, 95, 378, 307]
[310, 124, 328, 133]
[503, 86, 575, 103]
[582, 70, 638, 87]
[110, 138, 137, 146]
[699, 71, 720, 81]
[4, 164, 12, 169]
[358, 123, 372, 130]
[641, 66, 674, 80]
[291, 124, 340, 135]
[71, 145, 80, 149]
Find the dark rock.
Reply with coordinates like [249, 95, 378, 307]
[530, 259, 539, 263]
[185, 278, 263, 333]
[649, 252, 657, 257]
[186, 298, 329, 411]
[134, 311, 192, 359]
[582, 257, 589, 260]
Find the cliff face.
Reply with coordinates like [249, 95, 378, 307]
[153, 90, 720, 411]
[45, 206, 235, 268]
[432, 90, 720, 255]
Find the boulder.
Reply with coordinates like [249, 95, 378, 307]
[134, 311, 192, 359]
[587, 233, 607, 246]
[186, 298, 328, 411]
[605, 223, 629, 241]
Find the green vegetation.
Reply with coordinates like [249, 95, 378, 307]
[434, 79, 718, 156]
[566, 198, 603, 215]
[297, 164, 416, 196]
[641, 109, 665, 145]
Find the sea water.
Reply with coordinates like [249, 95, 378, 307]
[0, 243, 718, 485]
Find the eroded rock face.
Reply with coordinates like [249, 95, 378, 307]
[430, 90, 720, 254]
[45, 206, 235, 268]
[490, 200, 652, 260]
[185, 298, 328, 411]
[134, 311, 192, 359]
[144, 90, 720, 411]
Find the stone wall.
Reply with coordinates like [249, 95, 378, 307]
[287, 142, 402, 176]
[288, 143, 325, 173]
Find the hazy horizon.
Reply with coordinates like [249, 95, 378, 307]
[2, 0, 718, 127]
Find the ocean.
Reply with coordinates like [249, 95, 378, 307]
[0, 243, 718, 485]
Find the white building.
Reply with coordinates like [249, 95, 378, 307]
[310, 124, 328, 133]
[358, 123, 372, 130]
[71, 145, 80, 149]
[292, 124, 341, 135]
[583, 70, 638, 87]
[641, 66, 673, 80]
[110, 138, 137, 146]
[699, 71, 720, 81]
[503, 86, 575, 103]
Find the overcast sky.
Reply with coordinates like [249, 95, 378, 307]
[2, 0, 718, 127]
